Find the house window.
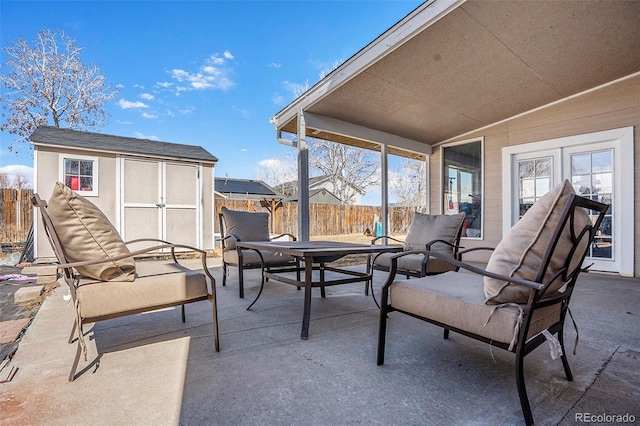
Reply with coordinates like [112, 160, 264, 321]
[442, 139, 483, 238]
[517, 157, 552, 219]
[60, 156, 98, 196]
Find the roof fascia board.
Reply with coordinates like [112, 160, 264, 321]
[271, 0, 464, 129]
[32, 142, 218, 165]
[304, 112, 432, 156]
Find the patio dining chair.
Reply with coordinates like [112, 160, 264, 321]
[219, 207, 299, 298]
[377, 180, 609, 425]
[33, 182, 219, 381]
[366, 212, 465, 288]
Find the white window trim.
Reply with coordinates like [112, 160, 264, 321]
[502, 126, 634, 276]
[58, 154, 99, 196]
[440, 137, 485, 240]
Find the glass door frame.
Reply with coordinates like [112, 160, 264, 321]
[502, 127, 634, 276]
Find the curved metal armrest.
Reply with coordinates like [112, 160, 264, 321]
[57, 242, 208, 271]
[270, 233, 297, 241]
[371, 235, 404, 245]
[382, 249, 545, 292]
[424, 238, 460, 250]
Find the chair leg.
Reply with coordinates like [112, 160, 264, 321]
[238, 265, 245, 299]
[443, 329, 449, 340]
[515, 347, 534, 426]
[557, 325, 573, 381]
[68, 319, 77, 344]
[181, 305, 186, 322]
[69, 340, 82, 382]
[222, 262, 227, 286]
[377, 306, 388, 366]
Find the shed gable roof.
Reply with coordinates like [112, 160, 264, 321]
[30, 126, 218, 163]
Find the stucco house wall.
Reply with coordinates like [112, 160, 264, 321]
[432, 74, 640, 275]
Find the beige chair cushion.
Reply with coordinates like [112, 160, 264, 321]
[403, 212, 465, 256]
[223, 248, 296, 266]
[373, 252, 455, 275]
[47, 182, 135, 282]
[391, 271, 561, 346]
[484, 180, 591, 304]
[77, 260, 208, 321]
[221, 207, 270, 250]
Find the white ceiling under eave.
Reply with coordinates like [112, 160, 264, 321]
[271, 0, 640, 157]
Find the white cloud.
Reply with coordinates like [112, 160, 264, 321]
[272, 93, 285, 105]
[157, 82, 173, 88]
[232, 105, 250, 118]
[133, 131, 159, 140]
[118, 98, 149, 109]
[116, 119, 133, 125]
[240, 148, 248, 152]
[168, 51, 235, 92]
[139, 93, 154, 100]
[141, 112, 158, 119]
[268, 62, 282, 68]
[0, 164, 34, 188]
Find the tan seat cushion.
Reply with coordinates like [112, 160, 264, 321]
[403, 212, 465, 256]
[47, 182, 135, 282]
[484, 180, 591, 304]
[221, 207, 270, 250]
[373, 252, 455, 275]
[223, 248, 296, 267]
[76, 260, 208, 321]
[390, 271, 561, 346]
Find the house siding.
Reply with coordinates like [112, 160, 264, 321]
[431, 74, 640, 275]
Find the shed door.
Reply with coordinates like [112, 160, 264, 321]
[121, 158, 201, 251]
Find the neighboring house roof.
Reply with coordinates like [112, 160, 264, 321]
[30, 126, 218, 163]
[271, 1, 640, 158]
[286, 188, 342, 204]
[278, 175, 365, 196]
[214, 177, 281, 200]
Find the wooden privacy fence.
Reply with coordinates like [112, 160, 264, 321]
[215, 199, 416, 237]
[0, 189, 416, 244]
[1, 189, 34, 244]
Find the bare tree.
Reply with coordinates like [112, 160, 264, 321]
[0, 171, 10, 188]
[308, 139, 379, 204]
[12, 172, 30, 190]
[0, 28, 118, 155]
[390, 157, 427, 211]
[255, 151, 298, 195]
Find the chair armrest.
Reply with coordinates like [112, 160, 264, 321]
[270, 233, 297, 241]
[57, 242, 208, 271]
[371, 235, 404, 245]
[382, 249, 545, 292]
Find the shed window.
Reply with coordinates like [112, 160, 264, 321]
[60, 156, 98, 196]
[442, 139, 483, 239]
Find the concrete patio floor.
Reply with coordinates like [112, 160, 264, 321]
[1, 258, 638, 425]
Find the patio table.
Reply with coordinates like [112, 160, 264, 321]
[235, 240, 402, 339]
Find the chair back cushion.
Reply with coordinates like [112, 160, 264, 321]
[484, 180, 590, 304]
[221, 207, 270, 250]
[403, 212, 465, 255]
[47, 182, 136, 282]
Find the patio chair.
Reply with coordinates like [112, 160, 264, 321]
[219, 207, 299, 298]
[366, 212, 465, 287]
[33, 182, 219, 382]
[377, 180, 609, 425]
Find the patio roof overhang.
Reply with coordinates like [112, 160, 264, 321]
[271, 0, 640, 158]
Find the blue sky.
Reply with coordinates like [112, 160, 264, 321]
[0, 0, 423, 197]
